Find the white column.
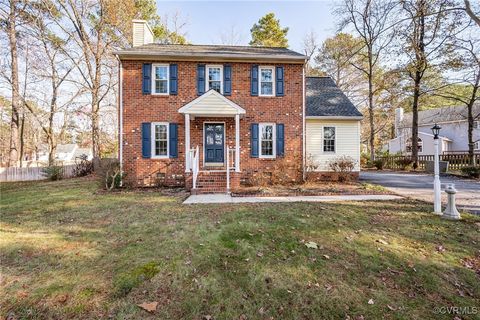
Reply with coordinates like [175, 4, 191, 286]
[235, 114, 240, 172]
[433, 138, 442, 214]
[185, 114, 190, 172]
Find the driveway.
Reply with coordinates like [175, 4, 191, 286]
[360, 171, 480, 214]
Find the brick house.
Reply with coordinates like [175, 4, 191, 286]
[114, 21, 362, 193]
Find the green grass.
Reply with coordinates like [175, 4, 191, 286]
[1, 178, 479, 319]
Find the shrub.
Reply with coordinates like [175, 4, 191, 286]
[304, 154, 320, 182]
[328, 155, 357, 182]
[360, 153, 371, 168]
[460, 166, 480, 178]
[73, 154, 94, 177]
[373, 159, 384, 170]
[395, 158, 413, 171]
[97, 159, 122, 190]
[42, 165, 64, 181]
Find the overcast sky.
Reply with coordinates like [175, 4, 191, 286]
[156, 0, 340, 53]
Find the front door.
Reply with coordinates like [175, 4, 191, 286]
[204, 123, 224, 163]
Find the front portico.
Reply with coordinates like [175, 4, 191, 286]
[179, 90, 245, 173]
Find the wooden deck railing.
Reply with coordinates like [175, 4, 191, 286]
[377, 153, 480, 171]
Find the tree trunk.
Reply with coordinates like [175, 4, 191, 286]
[7, 0, 20, 167]
[411, 74, 420, 168]
[367, 50, 375, 162]
[467, 71, 479, 166]
[19, 112, 25, 167]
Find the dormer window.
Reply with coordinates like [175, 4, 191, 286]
[259, 66, 275, 96]
[206, 65, 223, 93]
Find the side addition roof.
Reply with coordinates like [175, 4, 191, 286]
[398, 103, 480, 128]
[113, 44, 307, 63]
[306, 77, 363, 119]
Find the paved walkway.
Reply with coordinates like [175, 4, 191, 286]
[183, 194, 402, 204]
[360, 171, 480, 214]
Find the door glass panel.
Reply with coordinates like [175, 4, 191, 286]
[215, 133, 222, 145]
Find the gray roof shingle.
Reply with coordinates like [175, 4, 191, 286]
[114, 44, 306, 62]
[399, 103, 480, 128]
[306, 77, 363, 118]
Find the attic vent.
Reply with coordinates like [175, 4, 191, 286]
[132, 20, 154, 47]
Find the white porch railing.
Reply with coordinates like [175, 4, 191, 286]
[226, 147, 236, 192]
[189, 146, 200, 189]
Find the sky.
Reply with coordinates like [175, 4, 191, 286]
[156, 0, 340, 53]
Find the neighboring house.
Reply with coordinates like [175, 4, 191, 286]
[386, 105, 480, 155]
[114, 20, 362, 193]
[37, 144, 93, 163]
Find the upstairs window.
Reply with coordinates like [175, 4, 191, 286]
[152, 64, 169, 95]
[323, 127, 336, 152]
[206, 65, 223, 93]
[259, 66, 275, 96]
[259, 123, 276, 158]
[152, 122, 169, 158]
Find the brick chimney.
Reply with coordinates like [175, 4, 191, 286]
[132, 20, 154, 47]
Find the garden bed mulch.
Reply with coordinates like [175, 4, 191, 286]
[231, 182, 395, 197]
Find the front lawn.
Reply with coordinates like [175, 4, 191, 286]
[1, 178, 479, 319]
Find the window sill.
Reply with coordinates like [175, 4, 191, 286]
[258, 156, 276, 160]
[151, 94, 170, 97]
[258, 95, 278, 98]
[151, 156, 170, 159]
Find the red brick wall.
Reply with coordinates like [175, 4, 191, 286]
[121, 60, 304, 187]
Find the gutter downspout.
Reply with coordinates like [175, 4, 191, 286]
[302, 64, 306, 181]
[117, 56, 123, 186]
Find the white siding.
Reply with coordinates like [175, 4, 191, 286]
[186, 94, 239, 115]
[306, 119, 361, 171]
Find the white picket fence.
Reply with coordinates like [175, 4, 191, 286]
[0, 164, 77, 182]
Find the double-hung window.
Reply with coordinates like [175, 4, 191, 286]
[259, 66, 275, 97]
[323, 127, 336, 153]
[152, 64, 169, 95]
[206, 65, 223, 93]
[259, 123, 276, 158]
[151, 122, 169, 158]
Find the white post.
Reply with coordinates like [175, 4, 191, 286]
[226, 146, 230, 193]
[433, 138, 442, 214]
[235, 114, 240, 172]
[185, 114, 190, 172]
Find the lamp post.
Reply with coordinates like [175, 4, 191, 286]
[431, 123, 442, 214]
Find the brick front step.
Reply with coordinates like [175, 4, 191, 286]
[193, 171, 228, 194]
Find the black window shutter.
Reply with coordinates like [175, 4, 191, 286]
[224, 65, 232, 96]
[251, 65, 258, 96]
[197, 64, 206, 95]
[275, 66, 284, 96]
[142, 122, 151, 158]
[169, 123, 178, 158]
[169, 64, 178, 95]
[142, 63, 152, 95]
[251, 123, 259, 157]
[276, 123, 285, 157]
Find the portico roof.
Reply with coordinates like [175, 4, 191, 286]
[178, 90, 246, 116]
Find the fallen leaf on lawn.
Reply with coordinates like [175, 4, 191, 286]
[137, 301, 158, 313]
[258, 307, 265, 315]
[256, 252, 263, 257]
[203, 316, 212, 320]
[57, 294, 68, 303]
[305, 241, 318, 249]
[436, 245, 446, 253]
[325, 284, 333, 291]
[387, 305, 396, 311]
[323, 255, 330, 260]
[239, 314, 247, 320]
[376, 239, 389, 245]
[368, 299, 374, 305]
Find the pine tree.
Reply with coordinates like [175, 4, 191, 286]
[249, 13, 288, 48]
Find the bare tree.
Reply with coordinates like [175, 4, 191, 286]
[302, 29, 320, 76]
[399, 0, 465, 167]
[218, 25, 244, 45]
[4, 0, 21, 166]
[464, 0, 480, 27]
[337, 0, 398, 162]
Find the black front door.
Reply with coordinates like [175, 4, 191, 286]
[205, 123, 224, 163]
